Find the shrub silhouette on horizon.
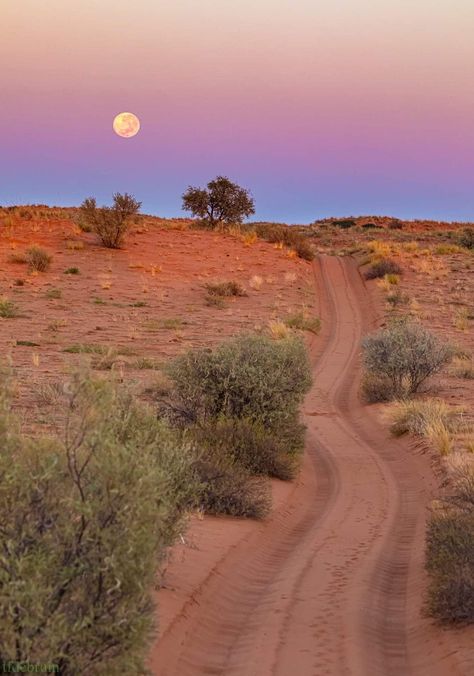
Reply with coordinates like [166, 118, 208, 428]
[80, 192, 141, 248]
[182, 176, 255, 227]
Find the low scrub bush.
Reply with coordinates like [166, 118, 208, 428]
[195, 451, 271, 518]
[457, 227, 474, 250]
[284, 311, 321, 334]
[163, 334, 311, 430]
[26, 246, 52, 272]
[426, 465, 474, 623]
[451, 356, 474, 380]
[204, 281, 247, 297]
[361, 320, 452, 399]
[80, 193, 141, 248]
[0, 370, 198, 673]
[0, 297, 18, 318]
[386, 289, 410, 308]
[365, 258, 402, 279]
[193, 418, 298, 481]
[333, 219, 355, 229]
[64, 267, 80, 275]
[160, 334, 311, 517]
[388, 219, 403, 230]
[251, 223, 314, 260]
[360, 372, 394, 403]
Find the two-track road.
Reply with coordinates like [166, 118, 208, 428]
[150, 256, 471, 676]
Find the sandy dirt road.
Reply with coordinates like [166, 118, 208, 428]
[150, 256, 472, 676]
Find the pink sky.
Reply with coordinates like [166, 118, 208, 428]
[1, 0, 474, 221]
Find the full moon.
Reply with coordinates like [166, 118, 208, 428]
[113, 112, 140, 138]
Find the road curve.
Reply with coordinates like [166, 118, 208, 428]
[151, 256, 470, 676]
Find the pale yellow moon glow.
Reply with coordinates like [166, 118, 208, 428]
[113, 112, 140, 138]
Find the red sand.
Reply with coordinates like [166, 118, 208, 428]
[149, 257, 473, 676]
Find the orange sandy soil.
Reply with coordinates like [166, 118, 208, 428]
[1, 210, 473, 675]
[0, 215, 316, 420]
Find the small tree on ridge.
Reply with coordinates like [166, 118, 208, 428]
[182, 176, 255, 227]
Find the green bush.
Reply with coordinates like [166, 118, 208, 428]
[364, 258, 402, 279]
[361, 320, 452, 399]
[160, 334, 311, 517]
[333, 219, 355, 229]
[0, 370, 198, 674]
[164, 334, 312, 430]
[426, 510, 474, 622]
[194, 450, 271, 518]
[457, 227, 474, 250]
[192, 417, 298, 481]
[360, 372, 393, 403]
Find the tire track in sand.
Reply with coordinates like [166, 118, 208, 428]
[151, 255, 469, 676]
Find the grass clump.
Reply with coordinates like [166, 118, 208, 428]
[388, 398, 466, 454]
[251, 223, 314, 260]
[451, 356, 474, 380]
[45, 287, 62, 300]
[361, 319, 452, 400]
[364, 257, 402, 280]
[64, 267, 80, 275]
[0, 298, 18, 318]
[426, 465, 474, 623]
[26, 246, 52, 272]
[284, 311, 321, 334]
[204, 281, 247, 297]
[0, 369, 198, 673]
[386, 289, 410, 308]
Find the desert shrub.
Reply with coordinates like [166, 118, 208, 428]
[426, 512, 474, 622]
[364, 258, 402, 279]
[64, 266, 80, 274]
[362, 222, 381, 229]
[205, 281, 247, 297]
[291, 237, 314, 261]
[182, 176, 255, 227]
[360, 372, 394, 403]
[80, 193, 141, 248]
[388, 219, 403, 230]
[457, 227, 474, 250]
[45, 288, 62, 300]
[194, 451, 271, 518]
[205, 294, 226, 308]
[159, 334, 311, 517]
[0, 370, 198, 673]
[26, 246, 52, 272]
[0, 298, 18, 318]
[333, 219, 355, 229]
[284, 311, 321, 334]
[361, 320, 452, 398]
[251, 223, 314, 260]
[163, 334, 312, 431]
